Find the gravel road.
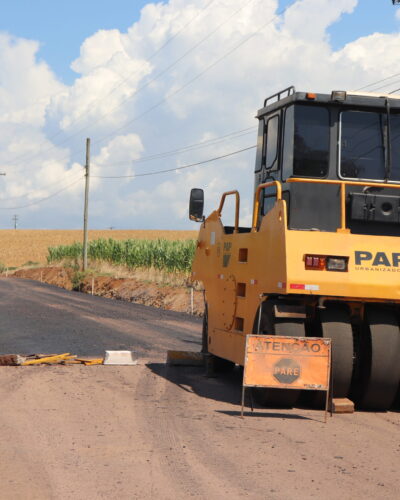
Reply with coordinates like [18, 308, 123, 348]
[0, 278, 399, 500]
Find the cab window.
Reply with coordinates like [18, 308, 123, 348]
[263, 114, 279, 170]
[282, 105, 330, 179]
[340, 110, 385, 180]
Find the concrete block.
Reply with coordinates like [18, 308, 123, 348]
[104, 351, 138, 365]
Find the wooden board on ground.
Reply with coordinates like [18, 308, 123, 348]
[166, 350, 204, 366]
[331, 398, 354, 413]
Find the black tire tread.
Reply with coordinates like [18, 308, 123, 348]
[320, 305, 354, 398]
[359, 306, 400, 410]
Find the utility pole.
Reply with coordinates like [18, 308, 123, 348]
[12, 214, 18, 230]
[82, 138, 90, 271]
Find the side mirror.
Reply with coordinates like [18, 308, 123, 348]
[189, 188, 204, 222]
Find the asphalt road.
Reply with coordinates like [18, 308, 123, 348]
[0, 277, 202, 356]
[0, 278, 399, 500]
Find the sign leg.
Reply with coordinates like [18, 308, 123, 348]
[250, 388, 254, 412]
[324, 388, 329, 424]
[329, 351, 333, 418]
[241, 386, 246, 418]
[325, 352, 333, 423]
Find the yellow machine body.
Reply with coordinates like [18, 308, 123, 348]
[192, 184, 400, 366]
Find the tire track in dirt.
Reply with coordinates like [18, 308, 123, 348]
[135, 364, 268, 499]
[134, 366, 216, 499]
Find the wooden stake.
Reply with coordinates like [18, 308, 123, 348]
[83, 138, 90, 271]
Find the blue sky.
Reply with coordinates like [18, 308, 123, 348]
[327, 0, 399, 48]
[0, 0, 400, 229]
[1, 0, 399, 85]
[0, 0, 149, 84]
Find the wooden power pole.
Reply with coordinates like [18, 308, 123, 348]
[82, 138, 90, 271]
[12, 214, 18, 230]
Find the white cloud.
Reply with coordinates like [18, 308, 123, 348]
[333, 32, 400, 74]
[282, 0, 357, 42]
[0, 0, 399, 229]
[0, 33, 64, 126]
[94, 133, 143, 166]
[71, 30, 126, 75]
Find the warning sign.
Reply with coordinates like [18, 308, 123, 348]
[273, 358, 301, 384]
[243, 336, 331, 390]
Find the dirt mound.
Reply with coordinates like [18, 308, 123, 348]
[12, 267, 204, 316]
[13, 266, 74, 289]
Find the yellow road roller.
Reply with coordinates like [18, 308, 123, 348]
[189, 86, 400, 410]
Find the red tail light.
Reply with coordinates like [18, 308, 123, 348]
[305, 255, 326, 270]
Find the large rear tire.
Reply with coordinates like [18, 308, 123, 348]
[310, 304, 354, 408]
[321, 305, 354, 398]
[357, 306, 400, 410]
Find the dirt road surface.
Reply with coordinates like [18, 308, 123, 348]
[0, 278, 399, 499]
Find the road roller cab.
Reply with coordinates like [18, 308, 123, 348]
[190, 87, 400, 411]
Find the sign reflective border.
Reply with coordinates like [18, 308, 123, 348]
[243, 335, 331, 390]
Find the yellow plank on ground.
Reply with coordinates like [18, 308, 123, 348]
[166, 350, 204, 366]
[22, 353, 74, 365]
[83, 359, 104, 365]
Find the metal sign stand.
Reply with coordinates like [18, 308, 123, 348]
[327, 352, 334, 421]
[240, 386, 255, 418]
[241, 386, 245, 418]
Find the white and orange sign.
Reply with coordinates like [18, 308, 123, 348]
[243, 335, 331, 390]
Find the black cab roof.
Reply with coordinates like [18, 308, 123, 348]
[257, 86, 400, 118]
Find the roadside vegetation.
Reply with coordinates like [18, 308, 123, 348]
[0, 229, 197, 268]
[47, 238, 197, 274]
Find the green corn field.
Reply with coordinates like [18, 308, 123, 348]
[47, 238, 197, 273]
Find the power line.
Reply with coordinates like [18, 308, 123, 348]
[6, 0, 255, 172]
[354, 72, 400, 91]
[78, 0, 218, 112]
[365, 79, 400, 93]
[0, 126, 255, 198]
[93, 126, 256, 168]
[0, 129, 255, 205]
[0, 167, 83, 201]
[92, 145, 256, 179]
[4, 0, 218, 170]
[6, 0, 291, 174]
[91, 4, 291, 151]
[0, 175, 83, 210]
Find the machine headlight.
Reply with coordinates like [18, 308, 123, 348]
[326, 257, 348, 272]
